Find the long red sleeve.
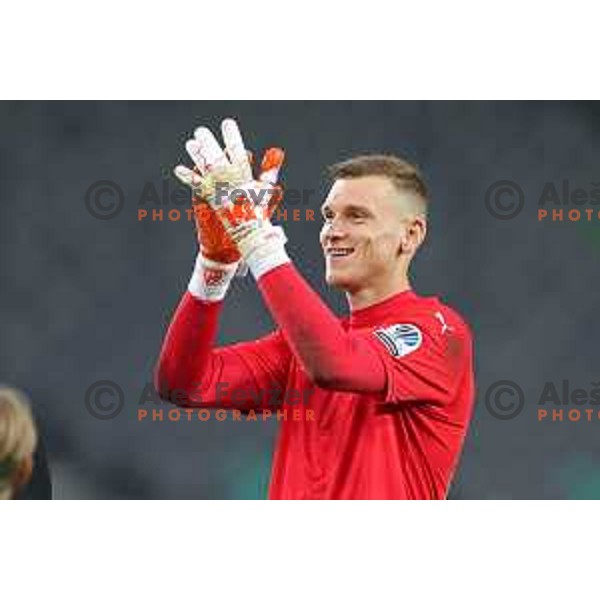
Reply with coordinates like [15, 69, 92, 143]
[155, 291, 291, 409]
[256, 263, 387, 392]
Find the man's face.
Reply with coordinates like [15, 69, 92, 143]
[319, 176, 417, 292]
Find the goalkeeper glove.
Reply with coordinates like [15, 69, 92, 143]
[174, 119, 284, 300]
[179, 119, 290, 280]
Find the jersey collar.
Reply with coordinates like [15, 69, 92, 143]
[348, 289, 419, 328]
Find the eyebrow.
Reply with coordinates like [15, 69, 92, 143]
[320, 203, 374, 216]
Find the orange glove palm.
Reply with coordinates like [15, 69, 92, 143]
[192, 148, 285, 264]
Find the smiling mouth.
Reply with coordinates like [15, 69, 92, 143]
[325, 247, 355, 261]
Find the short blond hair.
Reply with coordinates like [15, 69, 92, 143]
[0, 387, 37, 500]
[328, 154, 429, 214]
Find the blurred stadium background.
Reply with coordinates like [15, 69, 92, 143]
[1, 101, 600, 498]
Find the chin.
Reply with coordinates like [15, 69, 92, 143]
[326, 270, 356, 290]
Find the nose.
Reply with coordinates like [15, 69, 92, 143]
[321, 220, 347, 245]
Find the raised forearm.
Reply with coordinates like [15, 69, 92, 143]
[154, 291, 222, 402]
[257, 262, 385, 391]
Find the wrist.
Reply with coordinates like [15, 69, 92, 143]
[188, 253, 240, 302]
[242, 226, 291, 280]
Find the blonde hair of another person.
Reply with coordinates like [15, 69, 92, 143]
[0, 387, 37, 500]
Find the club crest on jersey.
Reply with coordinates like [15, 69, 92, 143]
[374, 323, 423, 358]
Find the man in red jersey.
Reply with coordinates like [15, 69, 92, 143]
[156, 118, 475, 499]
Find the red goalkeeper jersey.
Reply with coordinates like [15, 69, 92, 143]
[267, 290, 474, 499]
[156, 263, 475, 500]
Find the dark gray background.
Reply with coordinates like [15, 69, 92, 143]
[1, 101, 599, 499]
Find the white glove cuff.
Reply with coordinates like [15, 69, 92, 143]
[244, 226, 291, 280]
[188, 253, 239, 302]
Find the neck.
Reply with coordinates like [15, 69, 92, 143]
[346, 271, 412, 312]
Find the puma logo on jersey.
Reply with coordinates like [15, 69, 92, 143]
[435, 311, 453, 335]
